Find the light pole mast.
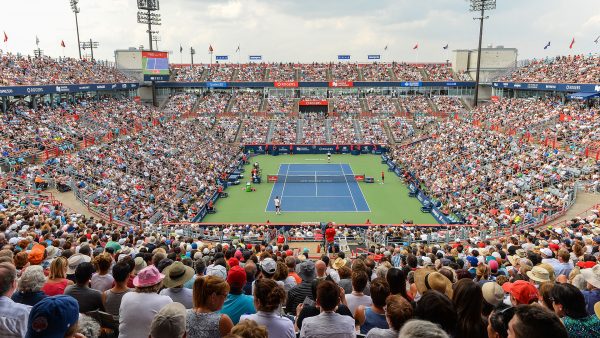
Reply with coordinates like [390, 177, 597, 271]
[70, 0, 82, 59]
[469, 0, 496, 107]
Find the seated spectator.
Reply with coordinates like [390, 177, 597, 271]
[101, 261, 131, 317]
[221, 265, 256, 324]
[230, 319, 268, 338]
[64, 262, 104, 313]
[345, 270, 373, 315]
[0, 262, 31, 337]
[160, 261, 195, 309]
[150, 303, 187, 338]
[77, 313, 101, 338]
[42, 257, 73, 296]
[184, 258, 206, 289]
[487, 304, 515, 338]
[366, 294, 413, 338]
[507, 304, 568, 338]
[452, 279, 487, 338]
[91, 252, 114, 292]
[11, 265, 47, 306]
[187, 275, 233, 338]
[398, 319, 450, 338]
[414, 290, 457, 336]
[286, 260, 316, 314]
[502, 280, 539, 306]
[550, 283, 600, 337]
[295, 277, 353, 330]
[240, 278, 294, 338]
[119, 265, 173, 338]
[299, 280, 355, 338]
[25, 295, 80, 338]
[581, 265, 600, 315]
[355, 277, 390, 334]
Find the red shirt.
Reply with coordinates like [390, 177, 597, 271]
[325, 227, 336, 243]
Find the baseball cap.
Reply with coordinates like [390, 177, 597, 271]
[150, 303, 186, 338]
[489, 260, 499, 272]
[481, 282, 504, 306]
[26, 296, 79, 338]
[228, 257, 240, 267]
[227, 265, 247, 288]
[260, 258, 277, 275]
[502, 280, 538, 305]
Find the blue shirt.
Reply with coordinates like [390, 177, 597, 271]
[220, 293, 255, 324]
[582, 289, 600, 316]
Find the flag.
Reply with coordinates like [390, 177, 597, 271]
[384, 45, 388, 51]
[3, 31, 7, 43]
[235, 44, 240, 52]
[180, 44, 183, 53]
[36, 35, 39, 46]
[443, 44, 448, 50]
[208, 44, 213, 53]
[569, 37, 575, 49]
[544, 41, 551, 49]
[413, 43, 418, 50]
[61, 40, 65, 48]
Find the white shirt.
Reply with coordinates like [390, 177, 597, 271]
[0, 296, 31, 338]
[274, 198, 281, 207]
[300, 311, 355, 338]
[118, 292, 173, 338]
[240, 311, 295, 338]
[345, 293, 373, 316]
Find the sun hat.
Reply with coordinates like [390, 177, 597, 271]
[260, 258, 277, 275]
[162, 261, 195, 288]
[414, 268, 453, 298]
[133, 265, 165, 288]
[45, 246, 59, 260]
[28, 244, 46, 265]
[595, 301, 600, 320]
[502, 280, 538, 305]
[526, 266, 551, 283]
[205, 264, 227, 280]
[227, 266, 247, 288]
[26, 295, 79, 338]
[66, 254, 91, 275]
[489, 260, 499, 273]
[482, 282, 504, 306]
[134, 257, 147, 273]
[539, 248, 553, 257]
[149, 302, 186, 338]
[332, 257, 347, 270]
[297, 260, 316, 282]
[581, 265, 600, 289]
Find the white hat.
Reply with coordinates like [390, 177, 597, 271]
[540, 248, 553, 257]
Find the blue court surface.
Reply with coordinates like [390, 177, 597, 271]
[266, 164, 370, 212]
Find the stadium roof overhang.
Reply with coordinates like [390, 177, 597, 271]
[567, 92, 600, 100]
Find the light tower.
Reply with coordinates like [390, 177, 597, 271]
[469, 0, 496, 107]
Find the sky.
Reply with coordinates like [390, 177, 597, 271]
[1, 0, 599, 64]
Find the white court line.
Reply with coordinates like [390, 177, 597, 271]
[343, 163, 372, 212]
[280, 164, 289, 206]
[284, 195, 352, 198]
[340, 163, 358, 212]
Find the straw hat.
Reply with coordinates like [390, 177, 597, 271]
[162, 261, 195, 288]
[581, 265, 600, 289]
[414, 268, 453, 298]
[526, 266, 551, 283]
[332, 257, 347, 270]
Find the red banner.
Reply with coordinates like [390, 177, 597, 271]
[267, 175, 279, 183]
[142, 51, 168, 58]
[329, 81, 354, 87]
[274, 81, 299, 88]
[299, 99, 328, 106]
[490, 96, 499, 102]
[354, 175, 365, 182]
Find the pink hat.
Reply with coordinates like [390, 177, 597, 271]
[489, 260, 499, 272]
[133, 265, 165, 287]
[234, 250, 243, 259]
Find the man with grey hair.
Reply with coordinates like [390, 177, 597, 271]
[398, 320, 450, 338]
[11, 265, 47, 306]
[0, 262, 31, 337]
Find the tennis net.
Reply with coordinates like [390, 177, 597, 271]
[267, 174, 358, 183]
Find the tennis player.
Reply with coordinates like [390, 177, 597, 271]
[327, 151, 331, 163]
[274, 196, 281, 215]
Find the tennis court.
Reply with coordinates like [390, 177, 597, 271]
[266, 163, 370, 212]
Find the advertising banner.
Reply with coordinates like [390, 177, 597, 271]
[215, 55, 229, 61]
[338, 55, 351, 60]
[0, 83, 139, 97]
[368, 55, 381, 60]
[249, 55, 262, 61]
[274, 81, 299, 88]
[329, 81, 354, 88]
[492, 82, 600, 93]
[299, 99, 328, 106]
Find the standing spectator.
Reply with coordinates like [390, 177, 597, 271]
[42, 257, 73, 296]
[0, 262, 30, 338]
[64, 262, 104, 313]
[366, 295, 413, 338]
[507, 305, 568, 338]
[452, 279, 487, 338]
[240, 278, 295, 338]
[150, 303, 187, 338]
[102, 261, 131, 317]
[299, 280, 355, 338]
[91, 252, 114, 292]
[187, 275, 233, 338]
[119, 265, 173, 338]
[11, 265, 47, 306]
[221, 265, 256, 324]
[550, 283, 600, 337]
[160, 261, 195, 309]
[345, 270, 373, 315]
[355, 277, 390, 334]
[25, 295, 80, 338]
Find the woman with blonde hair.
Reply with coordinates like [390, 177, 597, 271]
[41, 256, 73, 296]
[187, 275, 233, 338]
